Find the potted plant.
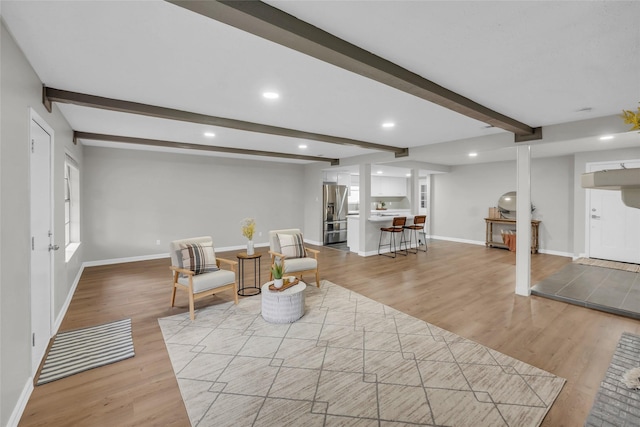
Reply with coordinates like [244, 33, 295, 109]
[271, 262, 284, 289]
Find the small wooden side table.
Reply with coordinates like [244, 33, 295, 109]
[484, 218, 541, 254]
[236, 252, 262, 296]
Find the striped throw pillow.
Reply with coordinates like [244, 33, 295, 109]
[179, 243, 219, 275]
[277, 233, 307, 259]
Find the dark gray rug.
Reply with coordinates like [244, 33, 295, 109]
[36, 318, 134, 385]
[585, 332, 640, 426]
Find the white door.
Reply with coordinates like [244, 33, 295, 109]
[30, 112, 54, 375]
[588, 161, 640, 263]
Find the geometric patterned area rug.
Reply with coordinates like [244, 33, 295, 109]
[585, 332, 640, 426]
[574, 257, 640, 273]
[158, 281, 565, 426]
[36, 318, 134, 385]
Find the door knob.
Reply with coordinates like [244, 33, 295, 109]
[48, 244, 60, 251]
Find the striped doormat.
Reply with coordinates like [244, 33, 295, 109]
[574, 257, 640, 273]
[36, 318, 134, 385]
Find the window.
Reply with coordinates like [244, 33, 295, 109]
[64, 154, 80, 261]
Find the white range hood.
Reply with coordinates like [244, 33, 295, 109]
[581, 168, 640, 208]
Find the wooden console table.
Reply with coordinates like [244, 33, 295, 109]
[484, 218, 541, 254]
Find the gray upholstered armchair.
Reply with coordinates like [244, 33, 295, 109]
[268, 229, 320, 287]
[169, 236, 238, 320]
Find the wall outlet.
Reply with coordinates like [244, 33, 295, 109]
[156, 239, 161, 245]
[259, 231, 262, 237]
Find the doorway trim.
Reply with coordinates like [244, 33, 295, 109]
[29, 107, 55, 376]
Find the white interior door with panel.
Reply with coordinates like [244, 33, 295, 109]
[30, 110, 55, 375]
[588, 161, 640, 263]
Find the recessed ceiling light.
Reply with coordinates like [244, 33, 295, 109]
[382, 122, 395, 129]
[599, 135, 614, 141]
[469, 152, 478, 157]
[262, 92, 280, 99]
[204, 132, 215, 138]
[405, 173, 411, 177]
[376, 170, 383, 174]
[298, 144, 307, 149]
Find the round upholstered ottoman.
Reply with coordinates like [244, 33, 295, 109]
[261, 280, 306, 323]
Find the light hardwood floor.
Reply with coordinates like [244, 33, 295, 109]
[20, 240, 640, 426]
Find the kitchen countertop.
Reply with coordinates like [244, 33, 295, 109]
[348, 214, 413, 222]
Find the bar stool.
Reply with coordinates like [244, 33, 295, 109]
[403, 215, 427, 253]
[378, 216, 407, 258]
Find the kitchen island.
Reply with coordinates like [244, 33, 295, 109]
[347, 211, 418, 256]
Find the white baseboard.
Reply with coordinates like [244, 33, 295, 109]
[537, 249, 574, 258]
[83, 252, 171, 267]
[431, 236, 573, 258]
[53, 264, 84, 335]
[7, 378, 34, 427]
[83, 243, 276, 268]
[429, 235, 486, 246]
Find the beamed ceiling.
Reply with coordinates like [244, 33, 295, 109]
[2, 0, 639, 171]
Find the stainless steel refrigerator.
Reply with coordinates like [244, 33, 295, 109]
[323, 184, 348, 245]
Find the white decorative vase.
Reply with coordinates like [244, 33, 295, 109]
[274, 278, 283, 289]
[246, 240, 254, 255]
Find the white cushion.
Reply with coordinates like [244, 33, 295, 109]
[179, 243, 218, 274]
[283, 257, 317, 274]
[277, 232, 307, 258]
[269, 228, 301, 254]
[170, 236, 213, 268]
[178, 268, 235, 293]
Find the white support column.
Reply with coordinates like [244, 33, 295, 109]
[515, 144, 532, 296]
[410, 168, 420, 215]
[359, 163, 371, 255]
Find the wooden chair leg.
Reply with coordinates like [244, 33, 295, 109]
[315, 271, 320, 287]
[188, 277, 195, 321]
[170, 272, 178, 307]
[170, 284, 177, 307]
[233, 282, 239, 304]
[188, 293, 195, 321]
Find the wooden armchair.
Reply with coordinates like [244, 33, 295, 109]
[169, 236, 238, 320]
[268, 229, 320, 287]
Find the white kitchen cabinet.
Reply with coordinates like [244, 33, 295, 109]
[371, 176, 407, 197]
[371, 176, 384, 196]
[323, 170, 338, 183]
[337, 173, 351, 187]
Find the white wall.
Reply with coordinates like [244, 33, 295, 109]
[81, 147, 308, 262]
[1, 21, 82, 426]
[530, 155, 574, 254]
[431, 155, 574, 254]
[432, 160, 516, 244]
